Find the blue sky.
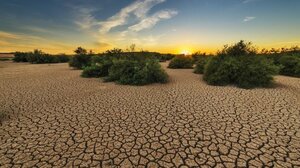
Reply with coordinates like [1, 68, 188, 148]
[0, 0, 300, 54]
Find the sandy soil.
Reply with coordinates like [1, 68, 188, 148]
[0, 53, 14, 58]
[0, 61, 299, 167]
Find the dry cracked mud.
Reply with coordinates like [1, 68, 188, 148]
[0, 61, 300, 167]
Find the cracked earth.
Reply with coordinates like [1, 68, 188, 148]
[0, 61, 300, 167]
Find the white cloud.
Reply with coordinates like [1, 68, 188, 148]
[75, 7, 98, 30]
[243, 16, 256, 22]
[129, 10, 178, 32]
[73, 0, 177, 50]
[99, 0, 168, 33]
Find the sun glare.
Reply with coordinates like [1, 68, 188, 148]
[180, 50, 191, 56]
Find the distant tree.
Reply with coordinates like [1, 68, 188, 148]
[106, 48, 123, 55]
[69, 47, 91, 69]
[74, 47, 87, 55]
[129, 44, 136, 52]
[88, 50, 94, 55]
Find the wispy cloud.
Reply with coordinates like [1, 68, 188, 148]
[75, 7, 98, 30]
[0, 31, 43, 40]
[72, 0, 177, 51]
[74, 0, 177, 33]
[99, 0, 170, 33]
[243, 16, 256, 22]
[0, 31, 76, 53]
[22, 26, 54, 34]
[129, 9, 178, 32]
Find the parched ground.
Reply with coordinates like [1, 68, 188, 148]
[0, 61, 300, 168]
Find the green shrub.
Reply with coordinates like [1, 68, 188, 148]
[194, 56, 211, 74]
[137, 59, 169, 84]
[235, 57, 279, 88]
[81, 65, 103, 78]
[91, 55, 106, 64]
[13, 52, 29, 62]
[218, 40, 257, 57]
[203, 41, 279, 89]
[204, 56, 279, 89]
[106, 59, 168, 85]
[55, 54, 70, 63]
[192, 52, 207, 63]
[168, 56, 193, 69]
[13, 51, 70, 63]
[277, 56, 300, 77]
[204, 56, 240, 86]
[158, 54, 175, 62]
[295, 62, 300, 77]
[81, 56, 114, 78]
[25, 50, 58, 64]
[69, 47, 93, 69]
[69, 54, 92, 69]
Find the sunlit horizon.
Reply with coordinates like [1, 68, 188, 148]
[1, 0, 300, 54]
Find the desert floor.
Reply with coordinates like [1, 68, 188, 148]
[0, 61, 300, 167]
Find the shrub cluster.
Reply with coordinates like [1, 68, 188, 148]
[105, 59, 168, 85]
[13, 50, 70, 64]
[69, 47, 92, 69]
[203, 41, 279, 89]
[267, 55, 300, 77]
[194, 56, 211, 74]
[13, 52, 29, 62]
[277, 56, 300, 77]
[81, 65, 104, 78]
[69, 54, 92, 69]
[168, 56, 194, 69]
[261, 46, 300, 77]
[81, 56, 113, 78]
[78, 48, 169, 85]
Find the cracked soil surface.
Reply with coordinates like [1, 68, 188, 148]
[0, 62, 300, 167]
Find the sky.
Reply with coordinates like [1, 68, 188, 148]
[0, 0, 300, 54]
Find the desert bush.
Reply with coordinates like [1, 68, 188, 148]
[55, 54, 70, 63]
[277, 56, 300, 77]
[203, 56, 240, 86]
[295, 62, 300, 77]
[14, 50, 69, 64]
[158, 54, 175, 62]
[168, 56, 193, 69]
[69, 47, 92, 69]
[69, 54, 92, 69]
[235, 57, 279, 88]
[13, 52, 29, 62]
[81, 56, 113, 78]
[192, 52, 207, 63]
[203, 41, 279, 89]
[194, 56, 211, 74]
[218, 40, 257, 57]
[26, 50, 58, 64]
[204, 56, 279, 88]
[81, 65, 104, 78]
[106, 59, 168, 85]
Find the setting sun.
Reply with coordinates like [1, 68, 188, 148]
[180, 50, 191, 56]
